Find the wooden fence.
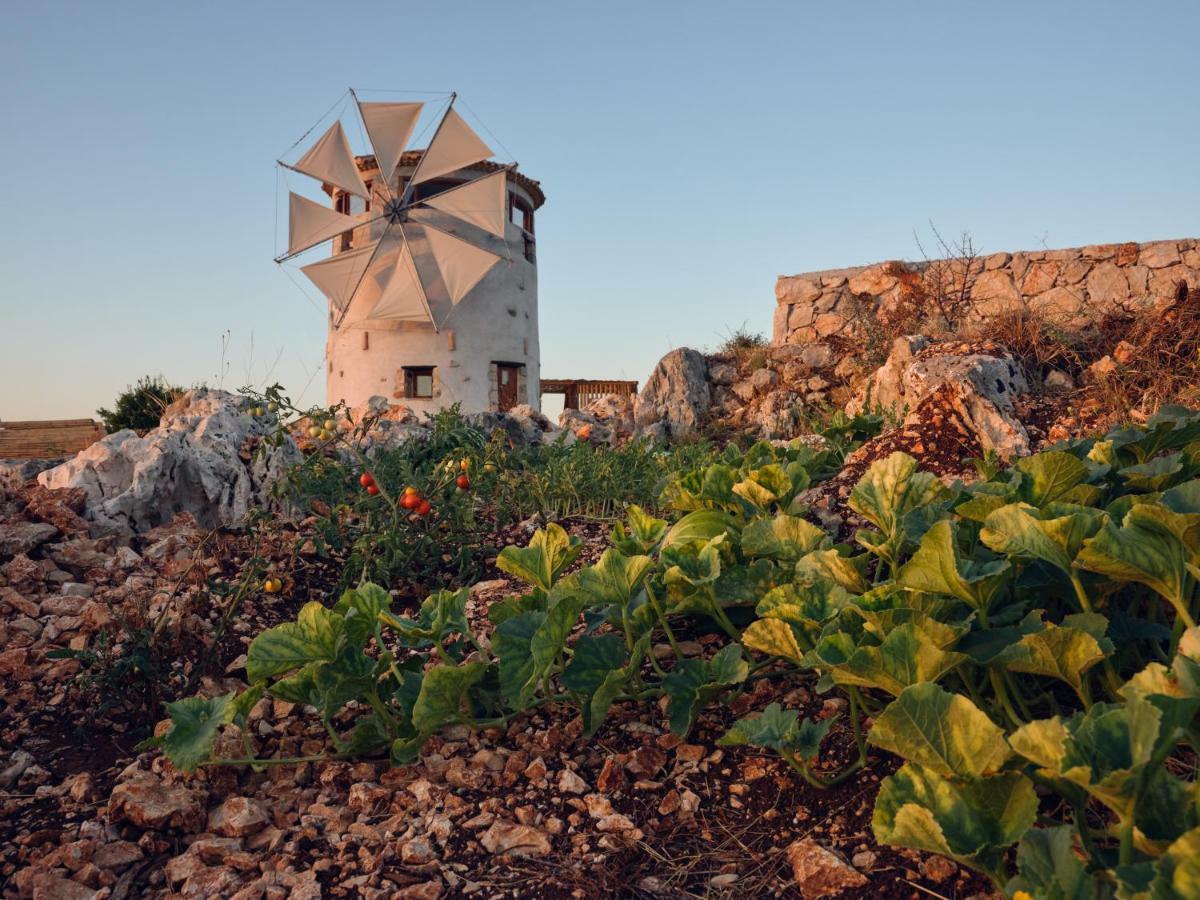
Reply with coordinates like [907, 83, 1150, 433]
[540, 379, 638, 410]
[0, 419, 106, 459]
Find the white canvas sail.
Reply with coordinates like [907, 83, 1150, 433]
[423, 170, 507, 238]
[287, 192, 366, 256]
[368, 238, 430, 321]
[291, 121, 368, 199]
[300, 241, 378, 312]
[412, 108, 492, 185]
[424, 225, 502, 304]
[358, 101, 422, 183]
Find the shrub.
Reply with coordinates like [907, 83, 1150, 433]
[97, 375, 185, 433]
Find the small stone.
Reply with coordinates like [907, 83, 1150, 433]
[851, 850, 877, 870]
[557, 768, 588, 795]
[622, 746, 667, 778]
[479, 821, 551, 857]
[207, 796, 269, 838]
[523, 756, 547, 781]
[109, 775, 205, 831]
[785, 838, 868, 899]
[920, 855, 957, 883]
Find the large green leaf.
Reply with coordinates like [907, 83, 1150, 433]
[1007, 825, 1111, 899]
[1076, 503, 1198, 626]
[897, 519, 1011, 615]
[332, 582, 393, 647]
[795, 548, 871, 594]
[981, 502, 1105, 577]
[380, 588, 470, 648]
[741, 514, 830, 563]
[1009, 695, 1175, 819]
[612, 505, 668, 555]
[996, 619, 1108, 701]
[732, 464, 798, 512]
[496, 523, 582, 593]
[563, 633, 629, 736]
[810, 622, 968, 696]
[576, 548, 654, 607]
[661, 509, 736, 549]
[493, 610, 545, 709]
[718, 702, 834, 760]
[270, 645, 377, 717]
[849, 452, 947, 565]
[247, 601, 342, 682]
[1145, 827, 1200, 899]
[157, 692, 236, 772]
[661, 644, 749, 736]
[868, 683, 1011, 778]
[410, 661, 486, 733]
[1014, 451, 1092, 506]
[873, 763, 1037, 884]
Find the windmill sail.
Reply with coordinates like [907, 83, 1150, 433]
[423, 170, 508, 238]
[412, 108, 492, 185]
[424, 225, 502, 304]
[287, 192, 367, 256]
[291, 121, 369, 199]
[358, 100, 422, 183]
[368, 237, 430, 321]
[301, 241, 378, 313]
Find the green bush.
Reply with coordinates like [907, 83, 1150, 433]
[97, 375, 185, 433]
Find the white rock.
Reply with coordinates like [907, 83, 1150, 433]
[38, 390, 300, 534]
[634, 348, 711, 437]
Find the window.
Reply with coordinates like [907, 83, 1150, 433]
[509, 194, 534, 234]
[334, 184, 371, 250]
[403, 366, 435, 399]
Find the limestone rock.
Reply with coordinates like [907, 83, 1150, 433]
[634, 348, 711, 437]
[207, 795, 269, 837]
[109, 773, 205, 831]
[1087, 261, 1130, 308]
[845, 335, 930, 416]
[784, 838, 868, 899]
[850, 339, 1031, 458]
[479, 821, 551, 857]
[1044, 369, 1075, 393]
[0, 520, 58, 559]
[38, 389, 301, 534]
[1140, 241, 1181, 269]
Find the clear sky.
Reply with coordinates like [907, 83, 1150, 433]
[1, 1, 1197, 420]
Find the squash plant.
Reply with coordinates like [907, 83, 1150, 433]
[739, 407, 1200, 895]
[150, 408, 1200, 897]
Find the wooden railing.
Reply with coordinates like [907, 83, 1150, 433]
[0, 419, 106, 459]
[540, 379, 638, 410]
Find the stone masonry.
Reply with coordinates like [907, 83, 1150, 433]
[774, 238, 1200, 344]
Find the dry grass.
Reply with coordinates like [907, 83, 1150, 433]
[966, 306, 1086, 384]
[1093, 281, 1200, 418]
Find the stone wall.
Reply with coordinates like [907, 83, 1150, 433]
[774, 238, 1200, 345]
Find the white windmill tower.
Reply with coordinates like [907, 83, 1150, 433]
[275, 91, 545, 413]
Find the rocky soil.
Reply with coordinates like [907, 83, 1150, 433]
[1, 472, 998, 899]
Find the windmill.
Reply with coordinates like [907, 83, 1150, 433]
[275, 91, 513, 333]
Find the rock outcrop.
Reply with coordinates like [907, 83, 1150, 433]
[850, 338, 1031, 458]
[38, 390, 301, 534]
[634, 348, 711, 437]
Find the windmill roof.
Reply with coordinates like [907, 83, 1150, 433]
[352, 151, 546, 209]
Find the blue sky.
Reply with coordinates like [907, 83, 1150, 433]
[1, 0, 1197, 420]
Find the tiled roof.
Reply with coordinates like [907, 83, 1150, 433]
[353, 151, 545, 209]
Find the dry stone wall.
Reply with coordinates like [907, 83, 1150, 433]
[774, 237, 1200, 344]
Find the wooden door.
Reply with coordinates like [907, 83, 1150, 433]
[496, 364, 520, 412]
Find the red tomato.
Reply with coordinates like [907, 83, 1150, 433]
[456, 474, 470, 490]
[359, 473, 375, 488]
[400, 493, 418, 509]
[366, 484, 380, 496]
[416, 499, 432, 516]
